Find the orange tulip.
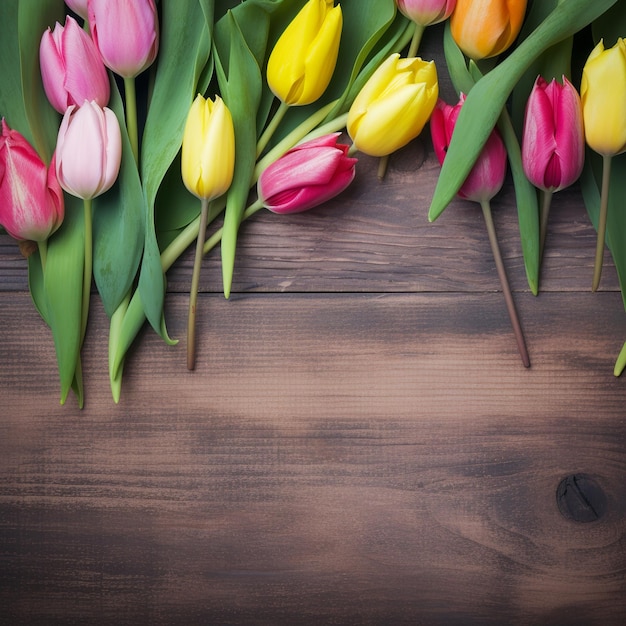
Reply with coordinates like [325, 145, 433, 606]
[450, 0, 527, 60]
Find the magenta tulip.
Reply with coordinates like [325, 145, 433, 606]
[39, 15, 110, 114]
[396, 0, 457, 26]
[64, 0, 88, 20]
[430, 94, 507, 202]
[522, 76, 584, 192]
[0, 119, 64, 242]
[258, 133, 358, 214]
[88, 0, 159, 78]
[55, 101, 122, 200]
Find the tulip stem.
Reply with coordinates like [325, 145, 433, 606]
[481, 200, 530, 368]
[592, 154, 612, 292]
[408, 23, 425, 58]
[187, 197, 211, 370]
[123, 77, 139, 164]
[377, 155, 389, 181]
[257, 100, 289, 158]
[539, 188, 553, 265]
[37, 240, 48, 271]
[81, 197, 93, 349]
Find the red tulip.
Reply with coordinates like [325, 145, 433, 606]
[0, 119, 64, 242]
[88, 0, 159, 78]
[430, 94, 507, 202]
[257, 133, 358, 214]
[39, 15, 110, 114]
[522, 76, 584, 192]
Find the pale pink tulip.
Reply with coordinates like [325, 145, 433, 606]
[258, 133, 358, 214]
[55, 101, 122, 200]
[88, 0, 159, 78]
[430, 94, 507, 202]
[396, 0, 456, 26]
[0, 119, 64, 241]
[522, 75, 585, 192]
[65, 0, 88, 20]
[40, 15, 110, 114]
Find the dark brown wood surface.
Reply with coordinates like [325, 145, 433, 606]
[2, 30, 626, 626]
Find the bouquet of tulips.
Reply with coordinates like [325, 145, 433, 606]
[0, 0, 624, 408]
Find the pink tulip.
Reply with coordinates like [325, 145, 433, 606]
[396, 0, 457, 26]
[522, 75, 585, 192]
[258, 133, 358, 214]
[430, 93, 507, 202]
[88, 0, 159, 78]
[39, 15, 110, 114]
[0, 119, 64, 242]
[55, 101, 122, 200]
[65, 0, 88, 20]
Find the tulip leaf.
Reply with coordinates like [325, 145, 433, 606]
[44, 194, 85, 405]
[428, 0, 621, 223]
[17, 0, 65, 164]
[138, 0, 213, 335]
[214, 11, 263, 298]
[92, 77, 146, 318]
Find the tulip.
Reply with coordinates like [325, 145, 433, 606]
[0, 119, 64, 243]
[431, 94, 507, 202]
[450, 0, 527, 60]
[347, 53, 438, 157]
[181, 94, 236, 370]
[258, 133, 358, 214]
[266, 0, 342, 107]
[181, 95, 235, 202]
[396, 0, 456, 27]
[430, 94, 529, 368]
[55, 101, 122, 200]
[64, 0, 88, 20]
[580, 38, 626, 291]
[39, 16, 110, 114]
[88, 0, 159, 79]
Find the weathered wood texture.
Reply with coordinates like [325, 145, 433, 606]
[1, 24, 625, 626]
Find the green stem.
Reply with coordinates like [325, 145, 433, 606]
[377, 155, 389, 181]
[187, 197, 210, 370]
[481, 200, 530, 368]
[123, 76, 139, 164]
[81, 197, 93, 349]
[37, 240, 48, 271]
[408, 23, 425, 58]
[592, 154, 612, 292]
[256, 100, 289, 158]
[539, 188, 553, 266]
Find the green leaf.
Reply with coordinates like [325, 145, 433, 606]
[92, 77, 146, 317]
[428, 0, 621, 223]
[138, 0, 214, 335]
[214, 11, 263, 298]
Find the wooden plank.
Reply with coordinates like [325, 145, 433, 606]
[1, 291, 625, 624]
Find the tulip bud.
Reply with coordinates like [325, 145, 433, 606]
[88, 0, 159, 78]
[522, 76, 584, 192]
[258, 133, 358, 214]
[430, 94, 507, 203]
[39, 16, 110, 114]
[396, 0, 456, 27]
[55, 101, 122, 200]
[267, 0, 342, 106]
[450, 0, 527, 60]
[181, 95, 235, 201]
[0, 119, 64, 242]
[64, 0, 88, 20]
[347, 53, 438, 157]
[581, 38, 626, 157]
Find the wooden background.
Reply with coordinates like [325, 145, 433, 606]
[2, 26, 626, 626]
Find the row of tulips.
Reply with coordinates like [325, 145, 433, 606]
[0, 0, 625, 407]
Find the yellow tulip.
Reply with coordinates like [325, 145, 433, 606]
[449, 0, 527, 60]
[581, 38, 626, 157]
[266, 0, 342, 106]
[181, 94, 235, 200]
[347, 53, 438, 157]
